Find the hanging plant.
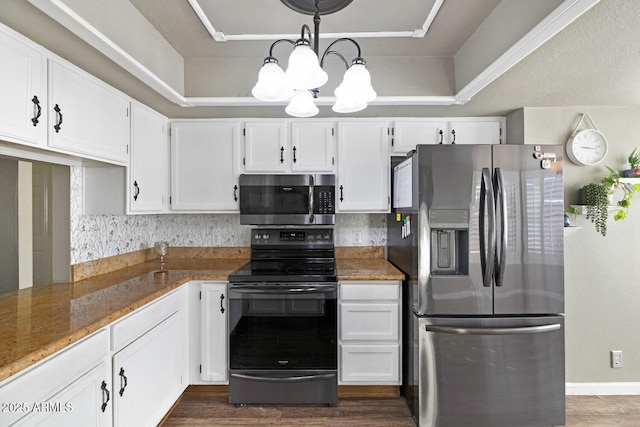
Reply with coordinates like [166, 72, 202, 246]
[581, 183, 609, 236]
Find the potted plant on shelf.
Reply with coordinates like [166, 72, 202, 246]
[622, 147, 640, 177]
[581, 182, 610, 236]
[579, 150, 640, 236]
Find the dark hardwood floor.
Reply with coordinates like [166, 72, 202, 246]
[162, 390, 640, 427]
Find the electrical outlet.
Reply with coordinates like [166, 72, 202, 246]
[611, 350, 623, 368]
[352, 230, 362, 245]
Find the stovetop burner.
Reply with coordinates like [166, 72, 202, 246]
[229, 228, 337, 284]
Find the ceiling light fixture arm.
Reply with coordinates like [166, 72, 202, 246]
[267, 38, 296, 60]
[319, 38, 363, 68]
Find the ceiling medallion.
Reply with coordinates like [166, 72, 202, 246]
[280, 0, 353, 15]
[252, 0, 375, 117]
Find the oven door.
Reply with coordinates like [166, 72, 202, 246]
[228, 283, 338, 404]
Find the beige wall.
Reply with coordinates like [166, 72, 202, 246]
[508, 106, 640, 383]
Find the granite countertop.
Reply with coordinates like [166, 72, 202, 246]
[336, 258, 405, 281]
[0, 256, 404, 382]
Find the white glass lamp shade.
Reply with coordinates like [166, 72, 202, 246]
[334, 62, 376, 103]
[332, 98, 367, 114]
[285, 90, 319, 117]
[285, 43, 328, 90]
[252, 61, 294, 102]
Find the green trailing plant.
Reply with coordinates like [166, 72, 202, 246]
[581, 182, 609, 236]
[602, 166, 640, 221]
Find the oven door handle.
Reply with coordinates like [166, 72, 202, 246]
[309, 174, 315, 224]
[230, 373, 336, 383]
[230, 285, 337, 294]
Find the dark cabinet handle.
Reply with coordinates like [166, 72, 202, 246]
[100, 381, 110, 412]
[53, 104, 63, 133]
[451, 129, 456, 144]
[118, 367, 128, 396]
[339, 185, 344, 202]
[220, 293, 225, 314]
[233, 185, 238, 202]
[133, 181, 140, 201]
[292, 146, 297, 163]
[438, 129, 443, 144]
[31, 96, 41, 126]
[280, 146, 284, 163]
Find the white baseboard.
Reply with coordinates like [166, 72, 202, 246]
[566, 382, 640, 395]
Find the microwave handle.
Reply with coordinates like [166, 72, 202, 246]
[309, 174, 314, 224]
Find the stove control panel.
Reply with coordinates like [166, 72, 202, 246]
[251, 228, 334, 245]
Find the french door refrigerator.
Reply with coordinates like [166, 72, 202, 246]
[388, 144, 565, 427]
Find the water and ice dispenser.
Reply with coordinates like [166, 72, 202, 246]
[429, 209, 469, 275]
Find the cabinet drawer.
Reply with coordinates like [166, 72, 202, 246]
[111, 289, 181, 351]
[340, 283, 399, 301]
[339, 344, 400, 384]
[0, 329, 108, 426]
[340, 302, 399, 341]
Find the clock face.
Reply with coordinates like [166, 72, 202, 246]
[567, 129, 608, 166]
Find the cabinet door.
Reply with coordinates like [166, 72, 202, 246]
[290, 121, 335, 172]
[243, 121, 287, 173]
[48, 60, 129, 164]
[447, 119, 502, 145]
[391, 120, 446, 154]
[171, 121, 240, 211]
[129, 103, 169, 214]
[337, 121, 390, 212]
[340, 303, 399, 341]
[339, 344, 400, 383]
[112, 312, 184, 427]
[200, 283, 228, 382]
[15, 362, 112, 427]
[0, 28, 46, 146]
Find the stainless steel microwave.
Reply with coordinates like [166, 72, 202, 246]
[239, 174, 335, 225]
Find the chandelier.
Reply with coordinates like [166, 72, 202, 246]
[251, 0, 376, 117]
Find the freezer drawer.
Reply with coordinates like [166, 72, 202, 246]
[418, 316, 565, 427]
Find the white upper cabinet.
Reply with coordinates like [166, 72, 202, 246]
[290, 121, 335, 172]
[243, 121, 288, 173]
[171, 121, 241, 212]
[0, 26, 47, 147]
[391, 119, 447, 154]
[129, 102, 169, 214]
[48, 60, 130, 164]
[447, 118, 503, 145]
[391, 117, 505, 154]
[243, 120, 335, 173]
[337, 120, 390, 213]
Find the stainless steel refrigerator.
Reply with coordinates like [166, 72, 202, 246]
[388, 144, 565, 427]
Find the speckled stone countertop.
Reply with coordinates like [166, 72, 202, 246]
[0, 252, 404, 383]
[336, 258, 404, 281]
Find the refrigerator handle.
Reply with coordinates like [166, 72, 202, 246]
[479, 168, 496, 287]
[494, 167, 508, 287]
[425, 324, 562, 335]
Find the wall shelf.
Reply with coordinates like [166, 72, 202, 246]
[570, 205, 619, 215]
[564, 226, 582, 236]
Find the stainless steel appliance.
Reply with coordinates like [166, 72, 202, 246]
[227, 228, 338, 405]
[388, 144, 565, 427]
[239, 174, 335, 225]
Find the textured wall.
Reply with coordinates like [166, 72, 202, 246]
[510, 106, 640, 385]
[70, 167, 386, 264]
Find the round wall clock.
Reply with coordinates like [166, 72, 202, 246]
[566, 128, 608, 166]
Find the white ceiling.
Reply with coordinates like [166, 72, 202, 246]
[128, 0, 501, 58]
[6, 0, 640, 118]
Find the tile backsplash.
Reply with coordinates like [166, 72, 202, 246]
[70, 167, 387, 264]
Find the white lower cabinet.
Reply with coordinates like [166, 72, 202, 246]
[15, 362, 112, 427]
[112, 312, 183, 427]
[110, 289, 186, 427]
[200, 282, 228, 383]
[0, 329, 111, 427]
[338, 281, 401, 385]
